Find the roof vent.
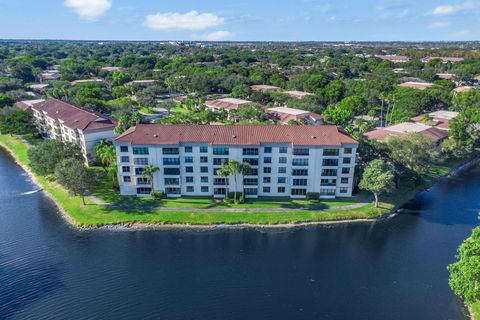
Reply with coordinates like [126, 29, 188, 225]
[153, 134, 158, 138]
[311, 136, 317, 139]
[232, 135, 237, 138]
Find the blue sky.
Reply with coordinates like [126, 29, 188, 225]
[0, 0, 478, 41]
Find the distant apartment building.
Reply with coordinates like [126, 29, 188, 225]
[114, 125, 358, 199]
[376, 55, 410, 63]
[21, 99, 117, 164]
[204, 98, 252, 112]
[266, 107, 323, 125]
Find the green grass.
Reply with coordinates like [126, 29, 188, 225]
[2, 133, 465, 228]
[139, 107, 157, 115]
[471, 302, 480, 320]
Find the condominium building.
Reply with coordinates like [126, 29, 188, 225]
[114, 124, 358, 199]
[27, 99, 117, 164]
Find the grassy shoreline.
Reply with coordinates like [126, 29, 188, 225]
[0, 133, 473, 228]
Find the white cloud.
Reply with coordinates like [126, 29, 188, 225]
[64, 0, 112, 20]
[429, 20, 452, 28]
[192, 30, 233, 41]
[431, 1, 476, 15]
[145, 11, 224, 31]
[453, 29, 471, 36]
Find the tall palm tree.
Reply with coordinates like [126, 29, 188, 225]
[217, 164, 231, 200]
[141, 165, 160, 194]
[95, 139, 115, 172]
[227, 160, 251, 202]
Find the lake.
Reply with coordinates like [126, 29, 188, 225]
[0, 149, 479, 320]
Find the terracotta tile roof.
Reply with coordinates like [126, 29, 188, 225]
[365, 125, 449, 143]
[251, 85, 280, 92]
[205, 98, 252, 110]
[115, 124, 357, 146]
[266, 107, 323, 124]
[399, 82, 435, 90]
[284, 91, 315, 99]
[453, 86, 474, 93]
[15, 99, 45, 111]
[32, 99, 116, 132]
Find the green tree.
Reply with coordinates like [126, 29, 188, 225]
[238, 103, 267, 123]
[0, 107, 35, 135]
[227, 160, 251, 202]
[95, 139, 116, 172]
[217, 163, 231, 199]
[28, 140, 83, 176]
[10, 61, 35, 83]
[112, 71, 131, 86]
[54, 158, 92, 205]
[323, 96, 365, 126]
[359, 159, 395, 208]
[448, 227, 480, 305]
[114, 109, 142, 135]
[141, 165, 160, 193]
[0, 95, 14, 108]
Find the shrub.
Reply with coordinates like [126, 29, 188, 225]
[151, 191, 165, 200]
[227, 192, 243, 199]
[306, 192, 320, 200]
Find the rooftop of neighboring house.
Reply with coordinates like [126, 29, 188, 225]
[71, 79, 105, 86]
[115, 124, 357, 147]
[284, 90, 315, 99]
[29, 83, 51, 90]
[266, 107, 323, 124]
[376, 55, 410, 62]
[453, 86, 474, 93]
[15, 99, 46, 111]
[410, 110, 459, 131]
[437, 73, 455, 80]
[250, 84, 280, 92]
[422, 57, 464, 63]
[364, 122, 449, 143]
[204, 98, 252, 110]
[101, 66, 124, 72]
[126, 80, 157, 86]
[398, 81, 435, 90]
[30, 99, 116, 132]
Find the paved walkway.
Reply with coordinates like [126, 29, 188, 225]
[86, 193, 373, 212]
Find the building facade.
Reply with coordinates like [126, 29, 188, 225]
[114, 125, 358, 199]
[26, 99, 117, 164]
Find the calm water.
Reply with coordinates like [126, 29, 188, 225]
[0, 149, 479, 320]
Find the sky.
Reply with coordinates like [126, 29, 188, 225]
[0, 0, 479, 41]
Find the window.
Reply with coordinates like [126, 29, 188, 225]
[263, 177, 271, 183]
[135, 167, 144, 175]
[292, 159, 309, 166]
[244, 188, 258, 195]
[164, 168, 180, 175]
[213, 147, 229, 155]
[243, 148, 259, 155]
[134, 158, 149, 165]
[263, 167, 272, 174]
[201, 186, 209, 193]
[163, 148, 179, 155]
[136, 187, 152, 195]
[166, 188, 181, 195]
[200, 156, 208, 163]
[343, 158, 351, 164]
[293, 179, 308, 186]
[277, 187, 286, 193]
[324, 148, 339, 156]
[247, 168, 258, 176]
[164, 178, 179, 185]
[201, 176, 209, 183]
[263, 187, 271, 193]
[320, 189, 336, 196]
[322, 169, 337, 176]
[184, 156, 193, 163]
[122, 166, 131, 173]
[163, 158, 180, 165]
[214, 178, 227, 186]
[200, 167, 208, 173]
[293, 148, 309, 156]
[344, 148, 353, 154]
[121, 156, 130, 163]
[264, 157, 272, 164]
[186, 176, 194, 183]
[214, 188, 226, 195]
[340, 187, 348, 194]
[264, 147, 272, 153]
[185, 166, 193, 173]
[137, 177, 149, 185]
[291, 189, 307, 196]
[243, 158, 258, 166]
[120, 146, 129, 153]
[243, 178, 258, 186]
[279, 146, 288, 153]
[186, 186, 194, 192]
[133, 147, 149, 155]
[278, 167, 286, 174]
[341, 177, 349, 184]
[292, 169, 308, 176]
[279, 157, 287, 164]
[123, 176, 131, 183]
[213, 158, 228, 166]
[321, 179, 336, 186]
[278, 177, 286, 184]
[322, 159, 338, 166]
[200, 146, 208, 153]
[342, 168, 351, 174]
[184, 146, 193, 153]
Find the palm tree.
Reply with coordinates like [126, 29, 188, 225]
[141, 165, 160, 194]
[227, 160, 251, 202]
[217, 163, 231, 200]
[95, 139, 115, 172]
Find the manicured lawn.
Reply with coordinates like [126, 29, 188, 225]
[471, 302, 480, 320]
